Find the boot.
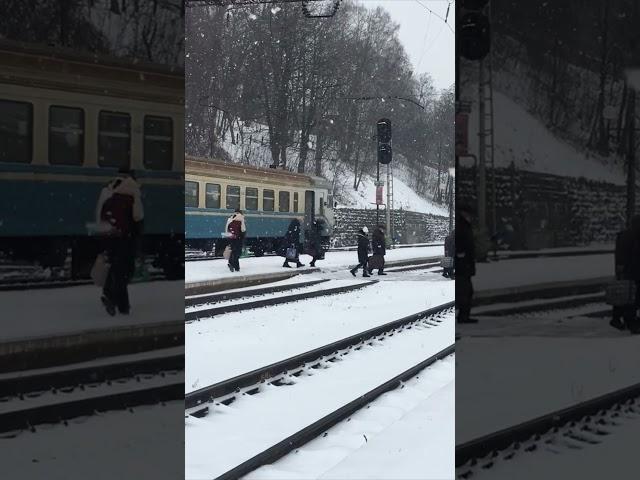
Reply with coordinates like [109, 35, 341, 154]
[363, 271, 370, 278]
[350, 268, 357, 277]
[101, 296, 116, 316]
[283, 261, 291, 268]
[296, 261, 305, 268]
[228, 263, 234, 273]
[310, 261, 316, 267]
[378, 270, 387, 276]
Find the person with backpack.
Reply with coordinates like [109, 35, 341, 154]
[282, 217, 305, 268]
[368, 225, 387, 275]
[456, 205, 477, 324]
[95, 167, 144, 316]
[225, 209, 246, 272]
[350, 226, 371, 277]
[443, 232, 455, 279]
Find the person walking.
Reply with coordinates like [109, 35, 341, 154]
[307, 219, 324, 267]
[456, 205, 477, 323]
[627, 215, 640, 333]
[95, 167, 144, 316]
[225, 209, 246, 272]
[282, 217, 305, 268]
[368, 224, 387, 276]
[350, 226, 371, 277]
[443, 232, 455, 279]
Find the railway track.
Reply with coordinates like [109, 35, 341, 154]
[0, 272, 167, 291]
[456, 382, 640, 478]
[186, 302, 454, 479]
[185, 279, 377, 322]
[0, 349, 183, 436]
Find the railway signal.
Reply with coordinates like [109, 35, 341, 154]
[459, 0, 490, 61]
[377, 118, 392, 165]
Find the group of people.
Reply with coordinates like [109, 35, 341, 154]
[610, 215, 640, 334]
[350, 224, 388, 277]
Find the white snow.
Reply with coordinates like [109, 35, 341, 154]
[185, 311, 453, 479]
[464, 90, 625, 184]
[186, 279, 454, 393]
[246, 355, 455, 480]
[0, 280, 183, 342]
[2, 401, 184, 480]
[186, 245, 444, 284]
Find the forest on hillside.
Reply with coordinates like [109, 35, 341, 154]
[186, 0, 454, 204]
[485, 0, 640, 160]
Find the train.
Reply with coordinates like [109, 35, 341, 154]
[0, 41, 184, 279]
[185, 156, 334, 256]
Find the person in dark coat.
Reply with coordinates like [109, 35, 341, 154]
[225, 209, 246, 272]
[307, 219, 324, 267]
[456, 205, 477, 323]
[283, 217, 305, 268]
[350, 226, 371, 277]
[626, 215, 640, 333]
[443, 232, 455, 279]
[368, 225, 387, 275]
[611, 226, 634, 330]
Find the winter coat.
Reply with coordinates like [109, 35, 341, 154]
[285, 219, 303, 249]
[371, 228, 386, 256]
[226, 213, 246, 240]
[357, 231, 370, 263]
[615, 230, 634, 280]
[444, 233, 455, 257]
[631, 217, 640, 281]
[96, 175, 144, 236]
[307, 222, 323, 256]
[455, 214, 475, 277]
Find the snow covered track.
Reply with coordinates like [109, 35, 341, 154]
[0, 350, 183, 435]
[184, 278, 330, 307]
[185, 280, 377, 322]
[185, 301, 453, 412]
[456, 382, 640, 475]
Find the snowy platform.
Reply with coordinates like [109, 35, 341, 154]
[185, 245, 444, 286]
[0, 280, 184, 371]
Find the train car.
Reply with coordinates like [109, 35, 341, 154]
[0, 41, 184, 278]
[185, 156, 334, 256]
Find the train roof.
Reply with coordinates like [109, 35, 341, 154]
[186, 156, 332, 189]
[0, 40, 183, 104]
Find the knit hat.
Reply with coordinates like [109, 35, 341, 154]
[362, 226, 369, 233]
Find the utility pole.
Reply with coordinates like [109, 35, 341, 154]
[477, 58, 487, 233]
[626, 88, 636, 228]
[386, 163, 392, 240]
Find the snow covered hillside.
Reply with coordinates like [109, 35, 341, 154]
[465, 90, 625, 185]
[214, 121, 449, 216]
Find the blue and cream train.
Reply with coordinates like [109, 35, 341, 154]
[0, 41, 184, 278]
[185, 157, 334, 256]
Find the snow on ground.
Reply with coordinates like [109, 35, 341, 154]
[474, 254, 613, 292]
[186, 245, 444, 284]
[465, 90, 625, 184]
[246, 355, 455, 480]
[186, 277, 453, 392]
[0, 280, 183, 342]
[186, 278, 362, 313]
[466, 415, 640, 479]
[185, 312, 453, 479]
[336, 171, 449, 216]
[456, 335, 640, 445]
[2, 401, 183, 480]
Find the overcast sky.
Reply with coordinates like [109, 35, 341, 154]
[357, 0, 455, 91]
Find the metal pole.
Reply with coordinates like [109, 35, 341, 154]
[386, 163, 391, 242]
[627, 88, 636, 228]
[477, 59, 487, 232]
[376, 159, 380, 225]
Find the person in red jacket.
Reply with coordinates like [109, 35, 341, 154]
[226, 209, 246, 272]
[95, 167, 144, 315]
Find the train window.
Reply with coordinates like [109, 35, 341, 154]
[226, 185, 241, 210]
[143, 115, 173, 170]
[263, 189, 274, 212]
[279, 191, 290, 212]
[49, 106, 84, 165]
[320, 195, 325, 215]
[185, 181, 199, 208]
[205, 183, 221, 208]
[0, 99, 32, 163]
[293, 192, 299, 212]
[245, 187, 258, 211]
[98, 111, 131, 168]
